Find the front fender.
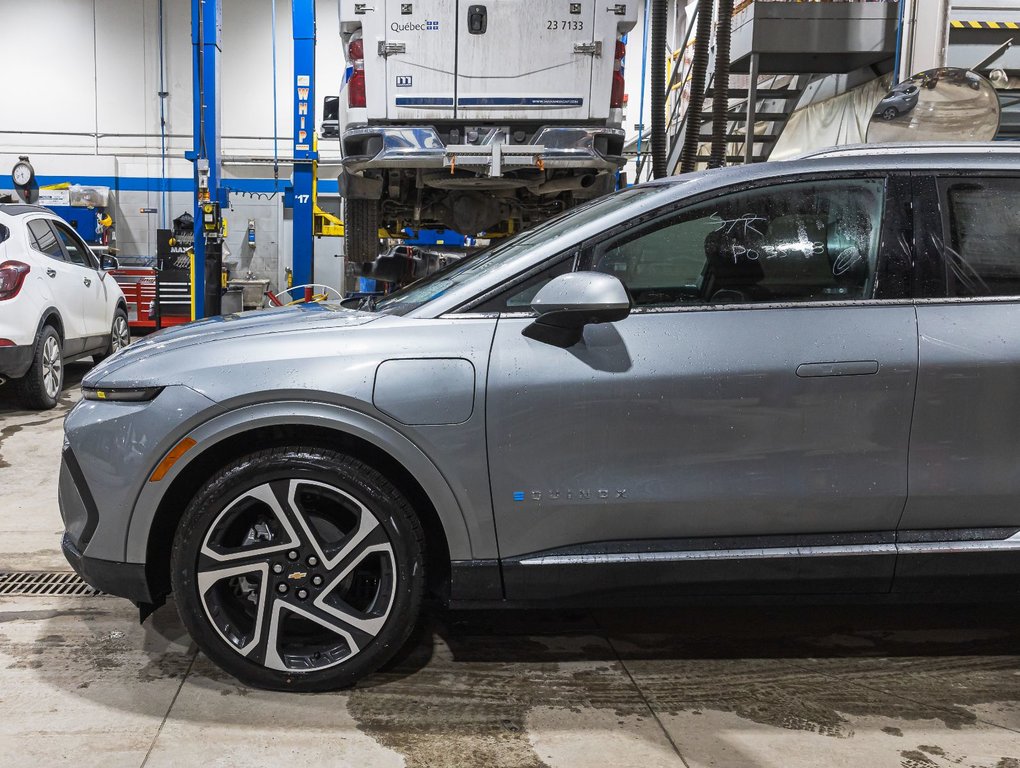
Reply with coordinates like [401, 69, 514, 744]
[126, 400, 477, 562]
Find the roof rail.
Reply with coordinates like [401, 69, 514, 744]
[794, 141, 1017, 160]
[0, 203, 53, 215]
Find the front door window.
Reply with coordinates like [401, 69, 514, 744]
[589, 179, 886, 307]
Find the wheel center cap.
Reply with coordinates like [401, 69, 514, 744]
[287, 570, 308, 582]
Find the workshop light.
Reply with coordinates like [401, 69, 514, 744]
[611, 38, 627, 109]
[347, 35, 366, 108]
[0, 261, 30, 301]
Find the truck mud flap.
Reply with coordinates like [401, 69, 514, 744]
[340, 169, 384, 200]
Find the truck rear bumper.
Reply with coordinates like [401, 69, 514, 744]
[341, 125, 625, 175]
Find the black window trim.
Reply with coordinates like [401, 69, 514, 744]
[455, 169, 913, 317]
[50, 218, 100, 271]
[468, 249, 581, 314]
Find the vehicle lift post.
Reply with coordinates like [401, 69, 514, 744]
[292, 0, 316, 288]
[188, 0, 226, 319]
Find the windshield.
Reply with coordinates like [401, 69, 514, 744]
[373, 185, 663, 316]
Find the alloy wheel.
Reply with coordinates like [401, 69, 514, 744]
[42, 336, 63, 399]
[112, 315, 130, 352]
[196, 479, 397, 672]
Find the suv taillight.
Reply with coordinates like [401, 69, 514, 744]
[611, 38, 626, 109]
[0, 261, 30, 301]
[347, 35, 366, 109]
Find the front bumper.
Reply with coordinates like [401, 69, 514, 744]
[340, 125, 626, 176]
[62, 533, 153, 603]
[0, 343, 34, 379]
[58, 385, 222, 603]
[59, 444, 154, 603]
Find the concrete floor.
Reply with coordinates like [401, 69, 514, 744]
[1, 362, 1019, 767]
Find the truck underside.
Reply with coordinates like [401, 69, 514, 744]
[340, 122, 626, 262]
[336, 0, 638, 263]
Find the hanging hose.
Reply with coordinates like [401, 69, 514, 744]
[709, 0, 734, 168]
[649, 0, 668, 179]
[270, 0, 280, 192]
[679, 0, 714, 174]
[635, 3, 651, 182]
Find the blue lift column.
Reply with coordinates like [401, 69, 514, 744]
[291, 0, 317, 288]
[188, 0, 226, 318]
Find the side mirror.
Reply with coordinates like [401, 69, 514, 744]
[524, 272, 631, 348]
[321, 96, 340, 138]
[100, 254, 119, 272]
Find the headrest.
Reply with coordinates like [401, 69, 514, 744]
[704, 228, 765, 284]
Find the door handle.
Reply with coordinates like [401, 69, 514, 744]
[46, 268, 56, 278]
[574, 41, 603, 56]
[467, 4, 487, 34]
[378, 40, 406, 57]
[796, 361, 880, 378]
[83, 277, 92, 288]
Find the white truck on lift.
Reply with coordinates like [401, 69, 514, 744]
[336, 0, 639, 262]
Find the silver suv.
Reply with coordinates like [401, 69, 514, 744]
[61, 144, 1020, 690]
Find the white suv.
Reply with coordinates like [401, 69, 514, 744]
[0, 204, 129, 409]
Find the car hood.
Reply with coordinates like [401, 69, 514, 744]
[85, 302, 379, 385]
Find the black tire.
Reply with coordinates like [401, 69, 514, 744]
[14, 325, 62, 410]
[882, 107, 898, 121]
[170, 446, 425, 691]
[344, 198, 381, 264]
[93, 307, 130, 364]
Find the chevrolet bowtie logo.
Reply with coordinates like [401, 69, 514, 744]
[288, 571, 307, 580]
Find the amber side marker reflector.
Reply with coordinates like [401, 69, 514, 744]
[149, 438, 197, 482]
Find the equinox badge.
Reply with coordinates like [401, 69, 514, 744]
[514, 489, 628, 502]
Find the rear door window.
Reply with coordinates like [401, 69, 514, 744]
[937, 177, 1020, 298]
[27, 219, 65, 261]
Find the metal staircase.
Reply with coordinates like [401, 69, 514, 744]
[694, 78, 806, 167]
[660, 1, 898, 177]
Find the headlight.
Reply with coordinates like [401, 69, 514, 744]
[82, 386, 164, 402]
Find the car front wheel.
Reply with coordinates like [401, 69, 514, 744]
[93, 308, 130, 364]
[170, 446, 425, 691]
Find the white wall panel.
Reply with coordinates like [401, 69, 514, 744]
[95, 0, 149, 138]
[0, 1, 347, 162]
[0, 0, 347, 283]
[0, 0, 97, 136]
[222, 0, 292, 154]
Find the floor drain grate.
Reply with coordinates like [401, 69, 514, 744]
[0, 571, 102, 596]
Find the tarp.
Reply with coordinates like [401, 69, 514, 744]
[771, 75, 892, 160]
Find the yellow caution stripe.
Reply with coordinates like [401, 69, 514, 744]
[952, 20, 1020, 30]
